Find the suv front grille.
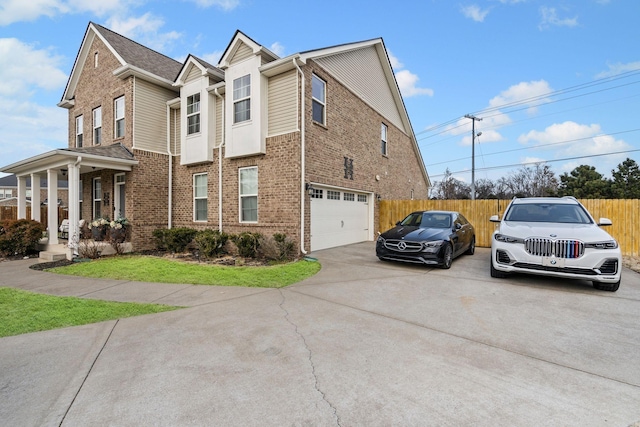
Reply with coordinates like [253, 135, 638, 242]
[383, 240, 423, 253]
[525, 238, 584, 259]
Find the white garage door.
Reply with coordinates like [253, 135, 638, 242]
[310, 187, 370, 251]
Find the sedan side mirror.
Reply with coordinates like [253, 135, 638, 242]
[598, 218, 612, 226]
[455, 223, 462, 230]
[489, 215, 500, 222]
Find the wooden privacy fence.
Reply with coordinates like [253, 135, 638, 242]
[379, 199, 640, 257]
[0, 206, 68, 230]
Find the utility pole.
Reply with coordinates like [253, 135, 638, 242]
[465, 114, 482, 200]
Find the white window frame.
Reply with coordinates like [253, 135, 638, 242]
[239, 167, 258, 223]
[381, 123, 388, 156]
[94, 51, 98, 68]
[93, 107, 102, 145]
[193, 173, 207, 222]
[114, 96, 125, 138]
[75, 115, 83, 148]
[233, 74, 251, 124]
[187, 93, 201, 135]
[93, 177, 101, 219]
[312, 74, 326, 125]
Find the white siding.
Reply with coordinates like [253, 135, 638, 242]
[268, 70, 298, 136]
[230, 42, 253, 65]
[134, 78, 178, 153]
[215, 95, 223, 147]
[185, 65, 202, 84]
[170, 107, 180, 155]
[315, 46, 404, 132]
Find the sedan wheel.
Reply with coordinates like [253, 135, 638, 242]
[441, 244, 453, 269]
[465, 236, 475, 255]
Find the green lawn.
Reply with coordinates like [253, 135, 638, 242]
[0, 287, 179, 337]
[48, 256, 322, 288]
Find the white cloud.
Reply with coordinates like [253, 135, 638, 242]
[269, 42, 285, 57]
[0, 0, 65, 25]
[387, 50, 403, 70]
[461, 5, 490, 22]
[539, 6, 578, 30]
[596, 61, 640, 78]
[0, 38, 67, 96]
[489, 80, 553, 112]
[201, 50, 224, 65]
[395, 70, 433, 98]
[184, 0, 240, 10]
[106, 13, 182, 52]
[517, 121, 631, 174]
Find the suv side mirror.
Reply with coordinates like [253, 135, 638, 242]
[598, 218, 612, 226]
[489, 215, 500, 222]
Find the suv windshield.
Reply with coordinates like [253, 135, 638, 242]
[504, 203, 593, 224]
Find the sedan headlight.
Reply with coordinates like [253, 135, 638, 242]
[585, 240, 618, 250]
[422, 240, 444, 253]
[494, 233, 524, 244]
[377, 235, 385, 244]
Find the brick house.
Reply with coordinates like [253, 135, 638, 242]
[1, 22, 430, 258]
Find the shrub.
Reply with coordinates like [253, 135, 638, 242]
[259, 233, 297, 261]
[231, 232, 262, 258]
[0, 219, 45, 257]
[152, 227, 197, 253]
[194, 229, 229, 259]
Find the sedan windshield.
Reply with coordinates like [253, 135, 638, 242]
[504, 203, 592, 224]
[400, 212, 451, 228]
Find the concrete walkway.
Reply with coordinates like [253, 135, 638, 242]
[1, 243, 640, 426]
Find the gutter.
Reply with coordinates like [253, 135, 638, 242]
[293, 56, 307, 254]
[213, 88, 225, 232]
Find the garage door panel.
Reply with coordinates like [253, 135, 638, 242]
[310, 188, 369, 251]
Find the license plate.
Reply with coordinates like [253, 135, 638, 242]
[542, 256, 565, 268]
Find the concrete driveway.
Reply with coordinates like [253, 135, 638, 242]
[1, 243, 639, 426]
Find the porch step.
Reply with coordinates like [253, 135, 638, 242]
[39, 251, 67, 263]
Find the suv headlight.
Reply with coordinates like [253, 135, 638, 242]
[585, 240, 618, 250]
[494, 233, 524, 244]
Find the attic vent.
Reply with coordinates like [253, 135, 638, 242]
[94, 52, 98, 68]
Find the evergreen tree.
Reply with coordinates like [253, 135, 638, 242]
[611, 158, 640, 199]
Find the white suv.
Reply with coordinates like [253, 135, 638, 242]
[490, 197, 621, 292]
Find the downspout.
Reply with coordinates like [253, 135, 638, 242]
[166, 104, 173, 229]
[213, 88, 225, 232]
[293, 56, 307, 254]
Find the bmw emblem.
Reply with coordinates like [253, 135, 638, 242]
[398, 241, 407, 250]
[550, 259, 557, 265]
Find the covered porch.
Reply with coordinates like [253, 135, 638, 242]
[1, 145, 138, 260]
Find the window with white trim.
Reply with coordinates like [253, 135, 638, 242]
[79, 179, 83, 218]
[75, 115, 83, 147]
[312, 74, 326, 125]
[310, 188, 323, 199]
[0, 189, 10, 199]
[187, 93, 201, 135]
[344, 193, 355, 201]
[194, 173, 207, 222]
[239, 167, 258, 222]
[327, 190, 340, 200]
[381, 123, 388, 156]
[93, 107, 102, 145]
[114, 96, 125, 138]
[358, 194, 367, 203]
[233, 75, 251, 123]
[93, 178, 101, 219]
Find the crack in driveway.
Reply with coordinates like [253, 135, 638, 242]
[278, 289, 342, 427]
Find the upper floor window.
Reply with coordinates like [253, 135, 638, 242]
[194, 173, 207, 222]
[187, 93, 201, 135]
[114, 96, 125, 138]
[93, 107, 102, 145]
[75, 115, 83, 147]
[239, 167, 258, 222]
[312, 74, 326, 125]
[233, 74, 251, 123]
[381, 123, 388, 156]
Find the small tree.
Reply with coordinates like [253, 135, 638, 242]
[0, 219, 45, 257]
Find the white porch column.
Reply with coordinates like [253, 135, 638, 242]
[17, 176, 27, 219]
[30, 173, 41, 221]
[47, 169, 59, 245]
[66, 163, 80, 259]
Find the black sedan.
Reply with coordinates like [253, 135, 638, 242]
[376, 210, 475, 268]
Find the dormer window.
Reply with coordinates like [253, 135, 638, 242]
[233, 74, 251, 123]
[187, 93, 201, 135]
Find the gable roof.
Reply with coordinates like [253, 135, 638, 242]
[174, 54, 225, 87]
[218, 30, 279, 69]
[59, 22, 182, 107]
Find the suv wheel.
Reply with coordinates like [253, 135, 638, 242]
[592, 280, 620, 292]
[490, 260, 508, 278]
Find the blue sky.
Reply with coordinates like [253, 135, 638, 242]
[1, 0, 639, 187]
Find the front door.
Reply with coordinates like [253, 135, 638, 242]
[114, 173, 125, 219]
